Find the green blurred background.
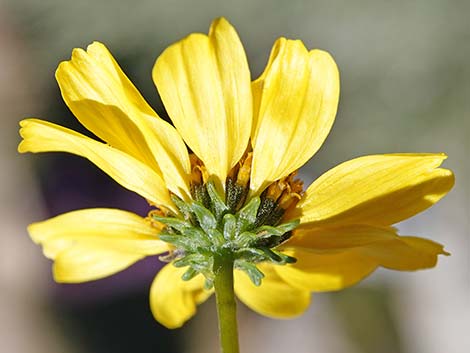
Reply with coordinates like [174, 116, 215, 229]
[1, 0, 468, 352]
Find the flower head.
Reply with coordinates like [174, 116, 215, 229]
[19, 18, 454, 329]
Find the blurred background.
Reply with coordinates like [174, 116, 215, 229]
[1, 0, 468, 352]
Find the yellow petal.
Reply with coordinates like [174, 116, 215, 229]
[275, 225, 397, 292]
[150, 264, 213, 328]
[234, 263, 311, 318]
[153, 18, 252, 186]
[361, 236, 448, 271]
[53, 244, 144, 283]
[18, 119, 173, 210]
[28, 208, 169, 283]
[28, 208, 168, 259]
[250, 38, 340, 193]
[295, 154, 454, 227]
[276, 226, 448, 291]
[56, 42, 191, 198]
[286, 224, 397, 250]
[275, 248, 378, 292]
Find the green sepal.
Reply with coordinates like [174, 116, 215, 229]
[235, 260, 265, 286]
[181, 267, 198, 281]
[236, 197, 260, 234]
[206, 180, 229, 220]
[259, 247, 283, 262]
[159, 233, 198, 251]
[256, 219, 299, 237]
[278, 252, 297, 264]
[179, 227, 212, 248]
[171, 195, 195, 223]
[256, 225, 284, 237]
[276, 219, 300, 232]
[204, 277, 214, 290]
[152, 215, 191, 233]
[190, 202, 217, 230]
[173, 253, 205, 267]
[206, 228, 225, 247]
[235, 219, 300, 248]
[263, 248, 297, 264]
[222, 213, 237, 241]
[236, 231, 258, 247]
[235, 247, 267, 263]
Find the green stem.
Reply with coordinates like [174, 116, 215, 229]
[213, 254, 240, 353]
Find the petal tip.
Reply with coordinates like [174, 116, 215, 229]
[19, 119, 29, 127]
[18, 125, 29, 153]
[17, 142, 26, 153]
[209, 17, 237, 36]
[211, 16, 230, 27]
[88, 41, 105, 50]
[17, 119, 42, 153]
[70, 47, 86, 60]
[55, 60, 70, 80]
[26, 222, 42, 243]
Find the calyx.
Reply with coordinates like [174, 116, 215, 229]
[152, 181, 299, 289]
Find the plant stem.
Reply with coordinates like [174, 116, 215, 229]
[213, 254, 240, 353]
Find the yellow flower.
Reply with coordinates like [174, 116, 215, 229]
[19, 18, 454, 329]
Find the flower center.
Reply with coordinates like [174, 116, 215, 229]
[149, 153, 303, 288]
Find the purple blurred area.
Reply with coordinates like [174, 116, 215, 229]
[42, 155, 164, 304]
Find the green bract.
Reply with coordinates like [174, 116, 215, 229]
[154, 181, 299, 289]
